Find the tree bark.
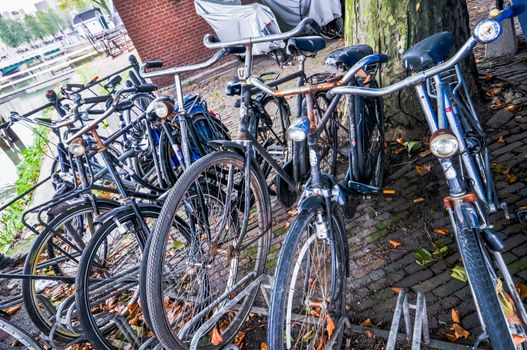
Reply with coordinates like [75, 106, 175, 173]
[345, 0, 478, 134]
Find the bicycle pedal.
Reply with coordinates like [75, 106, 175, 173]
[516, 207, 527, 224]
[347, 180, 379, 195]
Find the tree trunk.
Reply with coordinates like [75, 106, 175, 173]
[345, 0, 478, 135]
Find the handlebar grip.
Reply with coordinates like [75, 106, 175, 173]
[204, 34, 220, 48]
[129, 54, 139, 66]
[83, 95, 111, 104]
[491, 4, 525, 21]
[136, 83, 157, 93]
[225, 46, 246, 55]
[65, 83, 85, 90]
[143, 60, 163, 69]
[129, 71, 142, 86]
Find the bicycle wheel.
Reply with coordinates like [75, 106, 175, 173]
[268, 207, 347, 350]
[22, 199, 119, 342]
[76, 205, 167, 350]
[351, 83, 385, 187]
[145, 150, 271, 349]
[0, 316, 43, 350]
[456, 227, 519, 349]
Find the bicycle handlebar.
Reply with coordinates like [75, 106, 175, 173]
[203, 17, 321, 49]
[140, 47, 244, 78]
[491, 3, 525, 21]
[328, 5, 524, 99]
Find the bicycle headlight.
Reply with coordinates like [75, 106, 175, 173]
[146, 98, 173, 119]
[430, 129, 459, 158]
[68, 138, 86, 157]
[287, 117, 310, 142]
[474, 19, 501, 43]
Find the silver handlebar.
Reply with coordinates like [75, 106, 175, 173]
[329, 36, 478, 98]
[203, 17, 318, 49]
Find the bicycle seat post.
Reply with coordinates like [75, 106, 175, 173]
[236, 43, 254, 141]
[173, 73, 192, 168]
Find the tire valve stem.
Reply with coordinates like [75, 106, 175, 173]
[315, 212, 328, 239]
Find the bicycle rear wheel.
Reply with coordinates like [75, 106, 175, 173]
[145, 150, 271, 349]
[0, 316, 43, 349]
[268, 207, 347, 350]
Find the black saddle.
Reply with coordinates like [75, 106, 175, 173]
[324, 44, 373, 70]
[402, 32, 455, 72]
[286, 36, 326, 55]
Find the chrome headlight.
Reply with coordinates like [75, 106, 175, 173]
[474, 19, 501, 43]
[430, 130, 459, 158]
[68, 138, 86, 157]
[287, 117, 310, 142]
[146, 98, 173, 119]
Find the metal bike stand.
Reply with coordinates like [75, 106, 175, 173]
[386, 289, 430, 350]
[187, 273, 273, 350]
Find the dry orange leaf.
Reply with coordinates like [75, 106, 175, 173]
[389, 240, 402, 248]
[391, 287, 403, 294]
[326, 315, 335, 338]
[261, 343, 268, 350]
[451, 308, 461, 324]
[451, 323, 470, 340]
[394, 147, 406, 155]
[2, 304, 21, 316]
[415, 164, 431, 176]
[287, 208, 298, 216]
[383, 189, 396, 195]
[497, 135, 505, 143]
[433, 228, 448, 236]
[419, 149, 432, 158]
[505, 104, 517, 113]
[513, 335, 527, 347]
[211, 327, 223, 346]
[507, 173, 518, 184]
[516, 282, 527, 299]
[234, 331, 246, 347]
[361, 318, 373, 327]
[395, 136, 405, 144]
[284, 221, 290, 229]
[366, 330, 373, 338]
[414, 197, 426, 203]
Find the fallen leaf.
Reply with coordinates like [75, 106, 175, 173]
[451, 266, 468, 283]
[513, 335, 527, 347]
[498, 135, 505, 143]
[211, 327, 222, 346]
[2, 304, 21, 316]
[419, 149, 432, 158]
[394, 147, 406, 155]
[383, 189, 396, 195]
[451, 323, 470, 339]
[415, 248, 433, 266]
[234, 331, 246, 347]
[395, 136, 405, 144]
[414, 197, 426, 203]
[451, 309, 461, 324]
[360, 318, 372, 327]
[326, 315, 335, 338]
[415, 2, 421, 11]
[415, 164, 431, 176]
[486, 87, 502, 97]
[516, 282, 527, 299]
[433, 228, 448, 236]
[389, 240, 402, 248]
[505, 104, 517, 113]
[483, 74, 494, 81]
[507, 173, 518, 184]
[391, 287, 402, 293]
[287, 208, 298, 216]
[366, 330, 373, 338]
[404, 141, 423, 154]
[261, 343, 268, 350]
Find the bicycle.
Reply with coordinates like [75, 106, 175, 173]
[142, 18, 386, 349]
[324, 6, 527, 349]
[0, 312, 44, 350]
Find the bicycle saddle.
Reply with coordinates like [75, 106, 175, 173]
[286, 36, 326, 55]
[402, 32, 455, 72]
[324, 44, 373, 70]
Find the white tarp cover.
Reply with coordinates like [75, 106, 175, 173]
[195, 0, 283, 55]
[262, 0, 342, 30]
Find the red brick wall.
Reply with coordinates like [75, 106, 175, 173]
[114, 0, 217, 87]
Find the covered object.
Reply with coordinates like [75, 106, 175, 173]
[194, 0, 283, 55]
[262, 0, 342, 31]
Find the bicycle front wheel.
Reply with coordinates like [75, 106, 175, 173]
[268, 208, 347, 350]
[145, 150, 271, 349]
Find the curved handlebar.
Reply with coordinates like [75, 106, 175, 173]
[203, 17, 320, 49]
[140, 47, 245, 79]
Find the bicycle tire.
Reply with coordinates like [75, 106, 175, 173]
[76, 205, 164, 350]
[268, 207, 347, 350]
[456, 227, 516, 349]
[145, 150, 271, 349]
[22, 200, 118, 342]
[0, 317, 43, 350]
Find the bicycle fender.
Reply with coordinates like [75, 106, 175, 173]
[298, 196, 325, 213]
[47, 198, 118, 217]
[94, 204, 162, 224]
[207, 140, 246, 154]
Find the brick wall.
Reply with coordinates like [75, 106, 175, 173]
[114, 0, 255, 87]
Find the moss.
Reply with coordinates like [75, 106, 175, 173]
[367, 228, 390, 243]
